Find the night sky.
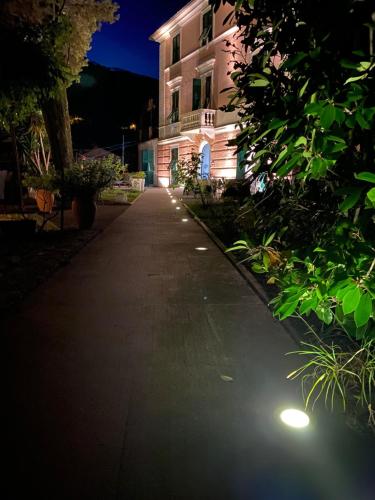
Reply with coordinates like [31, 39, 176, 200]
[88, 0, 188, 79]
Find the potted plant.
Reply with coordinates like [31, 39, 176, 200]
[62, 159, 117, 229]
[20, 112, 56, 213]
[130, 171, 146, 192]
[23, 172, 58, 213]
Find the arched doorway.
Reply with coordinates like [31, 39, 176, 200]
[200, 142, 211, 179]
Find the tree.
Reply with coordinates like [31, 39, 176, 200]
[0, 0, 119, 171]
[212, 1, 375, 421]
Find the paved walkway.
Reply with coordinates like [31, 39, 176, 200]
[3, 188, 374, 499]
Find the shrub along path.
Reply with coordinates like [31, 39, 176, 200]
[3, 188, 374, 500]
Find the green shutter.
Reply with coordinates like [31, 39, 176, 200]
[192, 79, 201, 110]
[172, 34, 180, 64]
[204, 76, 212, 108]
[171, 91, 179, 122]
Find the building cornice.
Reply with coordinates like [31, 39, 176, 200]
[166, 76, 183, 89]
[158, 136, 190, 146]
[150, 0, 208, 43]
[196, 58, 216, 75]
[163, 26, 239, 71]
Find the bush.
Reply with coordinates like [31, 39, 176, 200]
[62, 158, 117, 197]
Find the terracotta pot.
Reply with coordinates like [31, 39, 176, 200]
[35, 189, 55, 213]
[72, 195, 96, 229]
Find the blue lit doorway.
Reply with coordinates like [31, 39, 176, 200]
[200, 143, 211, 179]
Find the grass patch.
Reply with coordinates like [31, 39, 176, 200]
[99, 188, 141, 204]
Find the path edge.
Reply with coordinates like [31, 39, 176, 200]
[182, 200, 302, 346]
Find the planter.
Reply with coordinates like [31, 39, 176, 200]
[131, 178, 145, 192]
[72, 195, 96, 229]
[35, 189, 55, 213]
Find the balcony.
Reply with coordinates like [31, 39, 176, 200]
[181, 109, 216, 139]
[159, 121, 181, 140]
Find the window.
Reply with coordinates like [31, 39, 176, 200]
[201, 9, 213, 46]
[172, 33, 180, 64]
[192, 78, 201, 110]
[204, 75, 212, 108]
[169, 90, 179, 123]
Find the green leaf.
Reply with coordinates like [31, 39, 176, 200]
[340, 58, 360, 69]
[344, 74, 366, 85]
[339, 188, 362, 212]
[299, 79, 310, 98]
[299, 297, 318, 315]
[264, 232, 276, 246]
[250, 79, 270, 87]
[316, 305, 333, 325]
[358, 61, 372, 71]
[354, 293, 372, 328]
[251, 263, 265, 274]
[334, 108, 346, 124]
[336, 283, 356, 301]
[262, 252, 270, 271]
[282, 52, 307, 69]
[320, 105, 336, 129]
[278, 300, 300, 320]
[276, 155, 300, 176]
[294, 136, 307, 147]
[355, 111, 371, 129]
[367, 187, 375, 203]
[304, 102, 322, 115]
[355, 171, 375, 184]
[342, 287, 361, 315]
[310, 157, 328, 179]
[269, 118, 288, 130]
[273, 147, 288, 168]
[326, 135, 346, 144]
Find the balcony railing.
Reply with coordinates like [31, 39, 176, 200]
[159, 121, 181, 140]
[181, 109, 216, 132]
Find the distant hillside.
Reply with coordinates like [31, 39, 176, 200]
[68, 62, 158, 153]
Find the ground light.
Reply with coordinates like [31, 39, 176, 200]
[195, 247, 208, 251]
[280, 409, 310, 429]
[171, 199, 177, 204]
[182, 218, 188, 222]
[176, 207, 181, 210]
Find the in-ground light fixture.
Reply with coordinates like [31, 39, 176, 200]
[280, 409, 310, 429]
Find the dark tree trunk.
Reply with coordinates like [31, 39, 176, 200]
[41, 84, 73, 230]
[10, 125, 24, 212]
[41, 84, 73, 172]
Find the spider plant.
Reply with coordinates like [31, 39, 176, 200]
[287, 339, 375, 428]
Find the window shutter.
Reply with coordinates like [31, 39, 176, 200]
[204, 76, 212, 108]
[172, 34, 180, 64]
[192, 79, 201, 110]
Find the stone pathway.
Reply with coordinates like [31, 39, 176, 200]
[3, 188, 374, 499]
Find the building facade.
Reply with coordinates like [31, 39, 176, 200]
[150, 0, 241, 187]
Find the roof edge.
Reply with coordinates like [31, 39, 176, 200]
[150, 0, 207, 43]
